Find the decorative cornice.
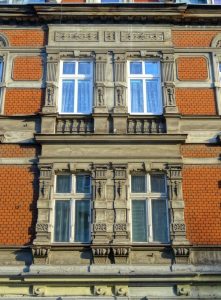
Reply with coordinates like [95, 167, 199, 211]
[0, 4, 221, 25]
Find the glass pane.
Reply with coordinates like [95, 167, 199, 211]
[132, 200, 148, 242]
[131, 175, 146, 193]
[130, 79, 144, 113]
[75, 200, 90, 243]
[61, 80, 74, 113]
[76, 175, 90, 193]
[78, 62, 91, 75]
[63, 62, 75, 75]
[25, 0, 45, 3]
[145, 62, 159, 75]
[151, 174, 166, 193]
[214, 0, 221, 3]
[130, 62, 142, 74]
[54, 200, 70, 242]
[146, 79, 162, 114]
[152, 200, 168, 243]
[56, 175, 71, 193]
[0, 61, 3, 82]
[77, 80, 92, 114]
[101, 0, 122, 2]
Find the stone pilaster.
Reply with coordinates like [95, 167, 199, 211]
[113, 165, 129, 244]
[167, 164, 189, 246]
[34, 164, 53, 245]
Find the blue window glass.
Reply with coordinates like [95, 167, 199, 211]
[61, 80, 75, 113]
[63, 62, 75, 75]
[130, 62, 142, 74]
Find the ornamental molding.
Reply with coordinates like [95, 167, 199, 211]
[53, 30, 167, 44]
[211, 33, 221, 48]
[120, 31, 164, 42]
[55, 31, 99, 42]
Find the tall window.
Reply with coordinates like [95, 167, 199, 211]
[54, 174, 91, 243]
[131, 174, 169, 243]
[59, 61, 93, 114]
[128, 61, 162, 115]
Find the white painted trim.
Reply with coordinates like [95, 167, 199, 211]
[0, 157, 37, 164]
[183, 157, 221, 164]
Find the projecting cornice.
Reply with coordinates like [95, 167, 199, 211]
[0, 4, 221, 25]
[35, 133, 187, 144]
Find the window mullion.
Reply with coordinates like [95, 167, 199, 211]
[148, 199, 152, 242]
[71, 199, 75, 242]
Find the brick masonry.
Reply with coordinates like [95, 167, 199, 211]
[176, 56, 208, 81]
[13, 56, 43, 81]
[4, 89, 44, 115]
[176, 88, 217, 115]
[181, 144, 221, 158]
[0, 29, 46, 47]
[183, 166, 221, 244]
[0, 144, 40, 158]
[0, 165, 38, 246]
[172, 30, 221, 48]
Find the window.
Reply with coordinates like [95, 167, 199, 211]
[131, 174, 169, 243]
[54, 174, 91, 243]
[176, 0, 221, 4]
[128, 61, 162, 115]
[59, 61, 93, 114]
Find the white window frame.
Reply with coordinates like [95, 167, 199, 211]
[130, 173, 169, 244]
[58, 60, 93, 115]
[52, 173, 92, 243]
[127, 60, 162, 115]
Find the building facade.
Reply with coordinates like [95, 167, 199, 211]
[0, 1, 221, 299]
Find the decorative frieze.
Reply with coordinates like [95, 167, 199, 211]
[120, 31, 164, 42]
[92, 247, 110, 264]
[112, 247, 130, 264]
[114, 223, 127, 232]
[55, 31, 99, 42]
[94, 223, 107, 232]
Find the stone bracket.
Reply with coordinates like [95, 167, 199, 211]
[32, 247, 50, 265]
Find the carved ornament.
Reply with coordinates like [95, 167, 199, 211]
[173, 247, 190, 257]
[32, 247, 49, 258]
[92, 247, 110, 256]
[94, 286, 107, 296]
[173, 223, 186, 232]
[114, 223, 127, 232]
[36, 223, 48, 232]
[120, 32, 164, 42]
[55, 31, 99, 42]
[112, 247, 130, 257]
[94, 223, 107, 232]
[104, 31, 116, 42]
[176, 285, 191, 296]
[33, 286, 46, 297]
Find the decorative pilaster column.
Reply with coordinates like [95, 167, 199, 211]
[43, 54, 59, 114]
[34, 164, 53, 245]
[92, 164, 111, 244]
[41, 53, 59, 134]
[112, 52, 128, 134]
[93, 53, 109, 133]
[113, 165, 129, 244]
[167, 164, 189, 245]
[162, 52, 180, 133]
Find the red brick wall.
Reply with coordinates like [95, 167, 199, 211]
[172, 31, 221, 48]
[0, 144, 40, 158]
[181, 144, 221, 158]
[0, 29, 46, 47]
[13, 56, 43, 81]
[177, 57, 208, 81]
[4, 89, 44, 115]
[176, 88, 217, 115]
[183, 166, 221, 244]
[0, 165, 38, 246]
